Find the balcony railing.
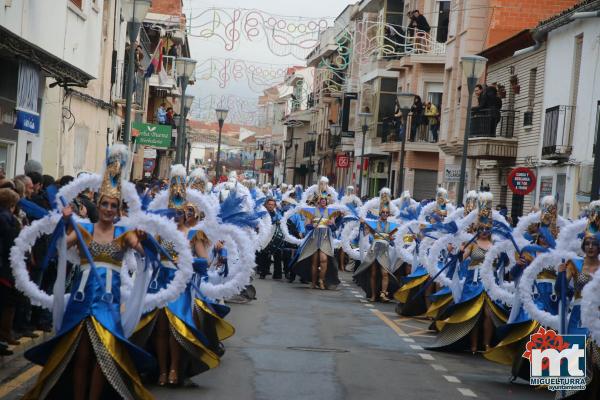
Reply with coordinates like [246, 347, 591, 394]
[542, 105, 575, 159]
[383, 116, 439, 143]
[382, 26, 446, 58]
[470, 109, 516, 139]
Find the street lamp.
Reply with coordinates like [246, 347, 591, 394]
[329, 125, 342, 184]
[271, 147, 277, 185]
[122, 0, 152, 147]
[175, 57, 197, 164]
[293, 142, 300, 186]
[396, 92, 415, 196]
[358, 112, 372, 197]
[214, 108, 229, 183]
[283, 139, 292, 183]
[307, 131, 317, 186]
[457, 55, 487, 205]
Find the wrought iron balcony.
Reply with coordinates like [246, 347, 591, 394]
[467, 109, 517, 160]
[542, 105, 575, 160]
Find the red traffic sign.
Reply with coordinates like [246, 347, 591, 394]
[508, 167, 536, 195]
[336, 154, 350, 168]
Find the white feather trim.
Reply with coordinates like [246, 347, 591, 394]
[170, 164, 187, 178]
[300, 184, 338, 204]
[122, 213, 193, 313]
[279, 207, 304, 246]
[581, 268, 600, 343]
[56, 173, 141, 215]
[519, 248, 577, 330]
[556, 218, 587, 255]
[340, 221, 361, 261]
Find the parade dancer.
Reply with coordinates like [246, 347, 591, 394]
[257, 197, 285, 279]
[290, 177, 345, 290]
[12, 145, 193, 400]
[355, 194, 400, 302]
[483, 196, 563, 379]
[339, 186, 363, 271]
[427, 192, 508, 353]
[278, 190, 305, 282]
[519, 201, 600, 398]
[132, 165, 220, 387]
[394, 188, 454, 316]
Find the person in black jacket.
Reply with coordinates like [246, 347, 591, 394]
[0, 187, 22, 352]
[410, 95, 424, 141]
[477, 85, 503, 136]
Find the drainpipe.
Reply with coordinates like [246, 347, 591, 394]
[513, 30, 545, 57]
[571, 11, 600, 20]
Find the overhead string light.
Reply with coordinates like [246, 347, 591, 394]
[187, 7, 332, 60]
[195, 57, 292, 93]
[189, 94, 262, 127]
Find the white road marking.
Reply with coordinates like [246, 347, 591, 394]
[418, 353, 435, 361]
[364, 304, 374, 308]
[443, 375, 461, 383]
[430, 364, 447, 372]
[359, 299, 368, 303]
[402, 338, 415, 343]
[409, 344, 424, 350]
[457, 388, 477, 397]
[354, 295, 363, 298]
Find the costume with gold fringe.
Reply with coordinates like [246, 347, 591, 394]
[289, 181, 345, 289]
[22, 145, 155, 400]
[131, 165, 221, 379]
[426, 192, 508, 351]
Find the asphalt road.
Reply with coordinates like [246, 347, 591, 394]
[1, 272, 553, 400]
[152, 273, 552, 400]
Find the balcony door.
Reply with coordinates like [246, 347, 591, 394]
[436, 1, 451, 43]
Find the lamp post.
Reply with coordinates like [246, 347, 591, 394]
[396, 92, 415, 197]
[174, 57, 197, 163]
[283, 139, 292, 183]
[122, 0, 151, 147]
[214, 108, 229, 183]
[307, 131, 317, 186]
[457, 55, 487, 205]
[329, 124, 341, 184]
[293, 142, 300, 185]
[271, 147, 277, 185]
[357, 112, 372, 197]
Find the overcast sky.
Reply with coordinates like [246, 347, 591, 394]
[184, 0, 353, 122]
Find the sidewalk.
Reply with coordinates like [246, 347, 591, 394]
[0, 331, 50, 399]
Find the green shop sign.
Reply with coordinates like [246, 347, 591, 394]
[132, 122, 172, 149]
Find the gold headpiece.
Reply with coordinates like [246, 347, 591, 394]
[477, 192, 493, 230]
[539, 196, 559, 238]
[585, 200, 600, 237]
[464, 190, 478, 215]
[379, 188, 392, 214]
[169, 164, 187, 209]
[99, 144, 129, 201]
[188, 168, 207, 193]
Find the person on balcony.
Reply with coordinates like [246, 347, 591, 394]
[410, 96, 424, 141]
[410, 10, 431, 53]
[156, 103, 167, 125]
[424, 102, 439, 142]
[474, 85, 502, 136]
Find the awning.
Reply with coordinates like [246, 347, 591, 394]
[0, 25, 94, 87]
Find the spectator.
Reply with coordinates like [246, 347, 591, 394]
[166, 107, 175, 126]
[26, 171, 43, 196]
[58, 175, 74, 188]
[410, 95, 424, 141]
[474, 84, 484, 106]
[413, 10, 431, 33]
[411, 10, 431, 53]
[0, 187, 22, 349]
[478, 84, 503, 136]
[78, 189, 98, 223]
[424, 101, 439, 142]
[23, 159, 43, 176]
[14, 175, 33, 199]
[156, 103, 167, 125]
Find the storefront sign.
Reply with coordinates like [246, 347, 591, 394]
[132, 122, 171, 149]
[444, 166, 467, 183]
[143, 158, 156, 173]
[508, 167, 536, 195]
[336, 154, 350, 168]
[14, 110, 40, 134]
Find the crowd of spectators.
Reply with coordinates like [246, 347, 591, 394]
[0, 160, 104, 356]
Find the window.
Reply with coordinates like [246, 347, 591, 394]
[70, 0, 83, 9]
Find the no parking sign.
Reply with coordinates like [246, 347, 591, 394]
[508, 167, 536, 195]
